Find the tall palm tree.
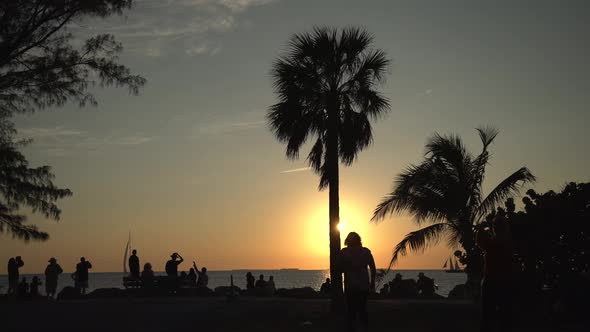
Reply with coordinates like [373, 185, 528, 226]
[268, 27, 390, 301]
[371, 127, 535, 287]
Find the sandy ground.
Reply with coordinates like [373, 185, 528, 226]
[0, 297, 584, 332]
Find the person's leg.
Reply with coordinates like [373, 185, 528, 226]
[480, 279, 495, 332]
[346, 292, 359, 332]
[358, 291, 369, 330]
[499, 280, 512, 332]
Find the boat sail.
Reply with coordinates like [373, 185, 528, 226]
[123, 232, 131, 275]
[444, 256, 464, 273]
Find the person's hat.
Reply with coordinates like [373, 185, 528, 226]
[48, 257, 57, 263]
[171, 252, 178, 258]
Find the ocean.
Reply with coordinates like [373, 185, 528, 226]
[0, 269, 466, 297]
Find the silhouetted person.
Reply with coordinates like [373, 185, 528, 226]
[141, 263, 154, 289]
[75, 257, 92, 295]
[379, 283, 389, 296]
[193, 261, 209, 289]
[337, 232, 376, 332]
[166, 253, 183, 277]
[255, 274, 266, 288]
[45, 257, 63, 299]
[129, 249, 140, 279]
[476, 215, 513, 332]
[17, 277, 29, 298]
[320, 278, 332, 294]
[265, 276, 276, 296]
[30, 276, 42, 298]
[166, 253, 183, 291]
[188, 268, 198, 287]
[389, 273, 403, 298]
[417, 272, 435, 297]
[7, 256, 24, 295]
[246, 272, 255, 290]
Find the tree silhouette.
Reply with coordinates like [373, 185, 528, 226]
[0, 1, 145, 241]
[0, 0, 145, 116]
[0, 118, 72, 241]
[372, 127, 535, 289]
[268, 27, 390, 303]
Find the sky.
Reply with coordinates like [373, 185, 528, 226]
[1, 0, 589, 274]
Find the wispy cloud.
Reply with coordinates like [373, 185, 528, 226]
[17, 126, 153, 156]
[194, 120, 265, 136]
[280, 167, 311, 174]
[18, 126, 85, 140]
[416, 89, 433, 97]
[72, 0, 278, 57]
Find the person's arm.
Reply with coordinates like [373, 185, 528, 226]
[368, 252, 377, 292]
[57, 265, 63, 274]
[87, 261, 93, 269]
[177, 254, 184, 264]
[193, 261, 198, 271]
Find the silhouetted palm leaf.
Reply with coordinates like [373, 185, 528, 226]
[372, 127, 535, 279]
[388, 223, 449, 269]
[475, 167, 536, 220]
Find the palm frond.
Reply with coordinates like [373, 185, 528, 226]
[476, 167, 536, 220]
[371, 162, 453, 224]
[476, 126, 499, 151]
[387, 223, 449, 269]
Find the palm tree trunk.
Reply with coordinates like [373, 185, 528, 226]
[327, 96, 343, 310]
[462, 233, 483, 299]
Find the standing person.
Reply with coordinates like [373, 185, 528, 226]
[7, 256, 24, 295]
[337, 232, 376, 332]
[75, 257, 92, 295]
[246, 272, 255, 291]
[45, 257, 63, 300]
[265, 276, 276, 296]
[129, 249, 140, 280]
[188, 268, 198, 287]
[476, 215, 513, 332]
[165, 253, 183, 291]
[193, 261, 209, 290]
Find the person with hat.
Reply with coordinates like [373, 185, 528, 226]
[44, 257, 63, 299]
[165, 253, 184, 292]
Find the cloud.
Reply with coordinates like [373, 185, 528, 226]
[416, 89, 433, 97]
[72, 0, 278, 57]
[280, 167, 311, 174]
[17, 126, 153, 156]
[17, 126, 85, 140]
[191, 120, 265, 137]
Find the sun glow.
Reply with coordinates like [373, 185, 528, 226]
[304, 200, 369, 257]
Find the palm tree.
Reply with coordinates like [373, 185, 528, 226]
[371, 127, 535, 288]
[268, 27, 390, 301]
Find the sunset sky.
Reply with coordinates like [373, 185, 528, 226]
[1, 0, 589, 274]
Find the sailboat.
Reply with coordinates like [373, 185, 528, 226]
[443, 256, 464, 273]
[123, 232, 131, 275]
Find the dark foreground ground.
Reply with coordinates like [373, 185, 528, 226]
[0, 297, 585, 332]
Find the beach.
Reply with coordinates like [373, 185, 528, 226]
[1, 296, 584, 332]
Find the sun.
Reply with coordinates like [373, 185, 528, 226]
[337, 220, 347, 234]
[305, 201, 367, 256]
